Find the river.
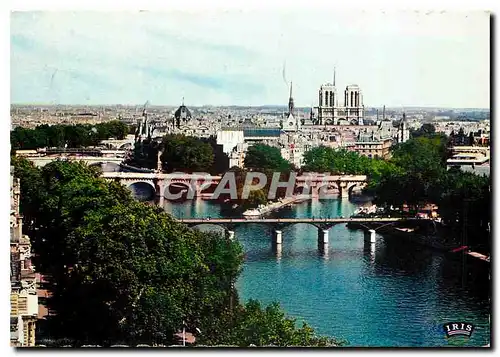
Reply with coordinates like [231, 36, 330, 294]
[121, 173, 490, 347]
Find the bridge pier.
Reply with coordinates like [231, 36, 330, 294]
[317, 229, 329, 246]
[275, 243, 282, 259]
[319, 243, 329, 257]
[364, 229, 376, 243]
[273, 230, 283, 245]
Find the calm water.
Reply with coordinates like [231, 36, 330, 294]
[133, 184, 490, 346]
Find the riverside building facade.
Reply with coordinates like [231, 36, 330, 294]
[10, 171, 38, 347]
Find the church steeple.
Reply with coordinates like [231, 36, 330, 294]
[288, 81, 294, 114]
[333, 67, 336, 87]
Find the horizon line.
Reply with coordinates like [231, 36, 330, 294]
[10, 103, 491, 111]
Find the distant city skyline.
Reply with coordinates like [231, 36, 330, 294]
[11, 11, 490, 108]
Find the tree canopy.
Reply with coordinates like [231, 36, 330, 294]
[369, 134, 490, 253]
[410, 123, 436, 138]
[127, 134, 215, 173]
[198, 300, 346, 347]
[10, 121, 129, 150]
[244, 144, 292, 171]
[302, 146, 400, 189]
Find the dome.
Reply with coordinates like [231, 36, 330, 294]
[174, 105, 192, 120]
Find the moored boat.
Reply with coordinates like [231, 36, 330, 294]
[243, 209, 262, 219]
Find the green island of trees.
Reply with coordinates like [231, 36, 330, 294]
[12, 156, 346, 347]
[302, 133, 490, 253]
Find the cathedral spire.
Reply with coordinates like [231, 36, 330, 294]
[288, 81, 294, 114]
[333, 67, 336, 87]
[182, 96, 184, 106]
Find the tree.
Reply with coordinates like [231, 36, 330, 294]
[369, 134, 491, 253]
[100, 120, 128, 140]
[127, 139, 161, 170]
[10, 121, 132, 151]
[245, 189, 267, 209]
[372, 136, 448, 208]
[161, 134, 214, 173]
[197, 300, 347, 347]
[410, 123, 436, 138]
[201, 137, 229, 174]
[303, 146, 377, 176]
[244, 144, 292, 171]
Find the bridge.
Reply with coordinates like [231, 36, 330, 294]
[100, 136, 135, 150]
[101, 172, 368, 202]
[16, 149, 126, 168]
[178, 217, 417, 250]
[25, 156, 125, 168]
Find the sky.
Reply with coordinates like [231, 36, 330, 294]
[10, 10, 491, 108]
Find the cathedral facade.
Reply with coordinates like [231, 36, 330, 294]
[316, 74, 364, 125]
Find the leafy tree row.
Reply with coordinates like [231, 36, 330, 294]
[244, 144, 293, 172]
[127, 134, 216, 173]
[301, 132, 490, 253]
[12, 157, 345, 346]
[302, 146, 401, 189]
[10, 120, 129, 150]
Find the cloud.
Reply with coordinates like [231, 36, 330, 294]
[10, 11, 490, 108]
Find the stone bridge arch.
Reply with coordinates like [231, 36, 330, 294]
[346, 181, 367, 197]
[123, 179, 157, 200]
[120, 142, 133, 150]
[164, 180, 195, 200]
[88, 161, 122, 171]
[314, 182, 340, 198]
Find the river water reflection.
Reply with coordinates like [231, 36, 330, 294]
[159, 197, 490, 347]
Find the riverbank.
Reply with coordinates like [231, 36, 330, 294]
[243, 195, 310, 217]
[347, 221, 490, 267]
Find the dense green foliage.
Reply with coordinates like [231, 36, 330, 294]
[198, 300, 346, 347]
[302, 135, 490, 252]
[12, 158, 242, 345]
[372, 134, 490, 252]
[12, 158, 342, 346]
[374, 135, 449, 206]
[410, 123, 436, 138]
[244, 144, 293, 171]
[128, 134, 215, 173]
[302, 146, 401, 189]
[10, 121, 129, 150]
[161, 134, 214, 172]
